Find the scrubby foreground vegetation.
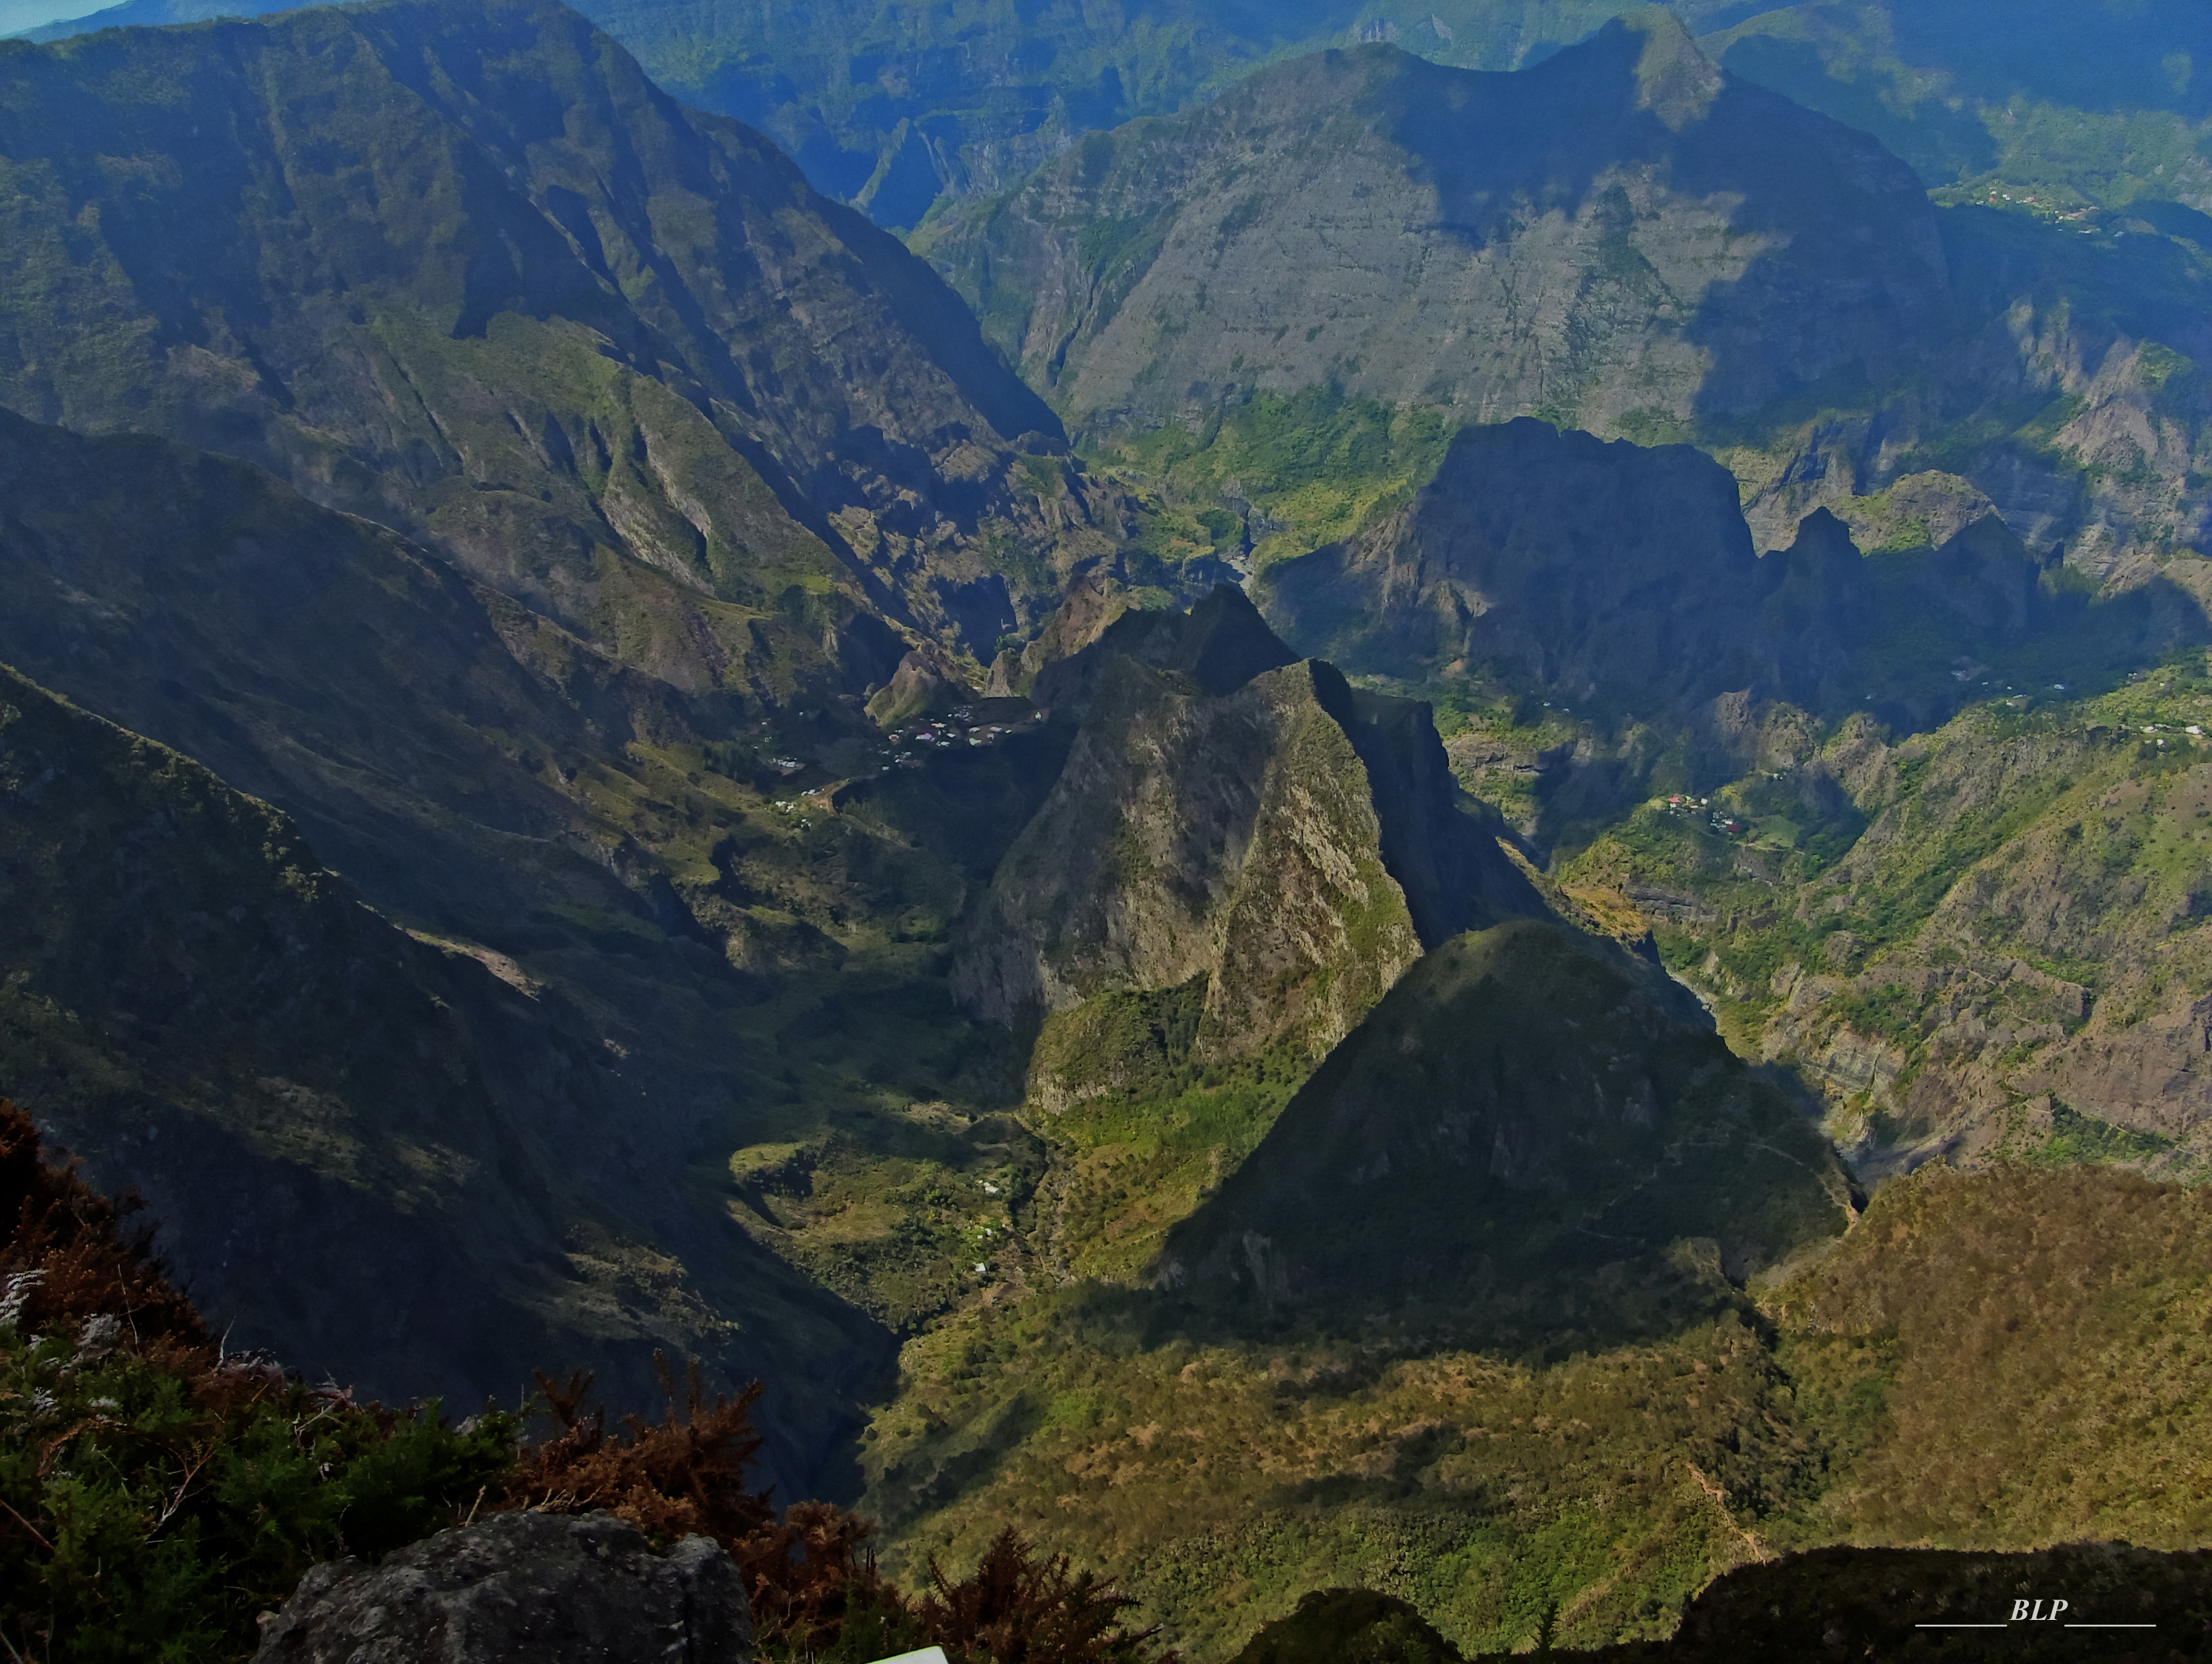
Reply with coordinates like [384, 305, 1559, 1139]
[0, 1097, 1172, 1663]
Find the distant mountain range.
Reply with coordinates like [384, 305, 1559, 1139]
[918, 16, 2212, 583]
[919, 19, 1948, 434]
[19, 1, 2207, 232]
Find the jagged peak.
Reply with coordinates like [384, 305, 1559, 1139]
[1031, 582, 1296, 714]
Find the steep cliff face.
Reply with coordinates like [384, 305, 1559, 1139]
[1759, 721, 2212, 1177]
[0, 0, 1103, 692]
[1161, 917, 1853, 1320]
[918, 17, 1946, 435]
[964, 654, 1420, 1068]
[917, 10, 2210, 585]
[0, 662, 889, 1489]
[1262, 417, 2203, 743]
[953, 590, 1540, 1073]
[1265, 419, 1773, 710]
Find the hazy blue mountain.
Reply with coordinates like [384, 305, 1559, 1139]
[8, 1, 1727, 226]
[22, 0, 2204, 235]
[1702, 0, 2212, 213]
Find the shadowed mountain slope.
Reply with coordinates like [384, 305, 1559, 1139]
[1161, 917, 1853, 1333]
[1261, 417, 2207, 747]
[0, 404, 1071, 1497]
[930, 585, 1547, 1288]
[0, 660, 890, 1493]
[0, 405, 743, 987]
[0, 0, 1099, 695]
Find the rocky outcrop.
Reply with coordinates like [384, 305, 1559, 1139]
[1603, 692, 2212, 1184]
[1261, 417, 2200, 739]
[953, 589, 1540, 1067]
[253, 1512, 751, 1663]
[1265, 420, 1774, 711]
[1028, 583, 1300, 715]
[865, 644, 974, 727]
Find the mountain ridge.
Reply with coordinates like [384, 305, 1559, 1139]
[919, 19, 1947, 436]
[0, 0, 1103, 700]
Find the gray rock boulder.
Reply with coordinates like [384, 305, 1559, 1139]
[254, 1510, 752, 1663]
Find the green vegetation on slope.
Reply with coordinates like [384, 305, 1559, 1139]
[1559, 654, 2212, 1176]
[859, 917, 1854, 1656]
[0, 1094, 1181, 1664]
[859, 1151, 2212, 1659]
[1092, 388, 1459, 579]
[1768, 1161, 2212, 1549]
[1025, 986, 1315, 1287]
[0, 1097, 522, 1663]
[1162, 919, 1853, 1331]
[867, 1291, 1809, 1658]
[0, 0, 1093, 694]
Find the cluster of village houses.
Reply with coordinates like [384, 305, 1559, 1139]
[878, 707, 1040, 770]
[1659, 794, 1747, 838]
[760, 707, 1052, 831]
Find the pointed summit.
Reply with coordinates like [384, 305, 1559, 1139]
[1622, 8, 1725, 127]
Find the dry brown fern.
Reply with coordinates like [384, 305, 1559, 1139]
[918, 1527, 1179, 1664]
[0, 1096, 208, 1352]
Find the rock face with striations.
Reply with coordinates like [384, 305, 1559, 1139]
[953, 587, 1542, 1072]
[253, 1511, 751, 1663]
[918, 15, 1946, 434]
